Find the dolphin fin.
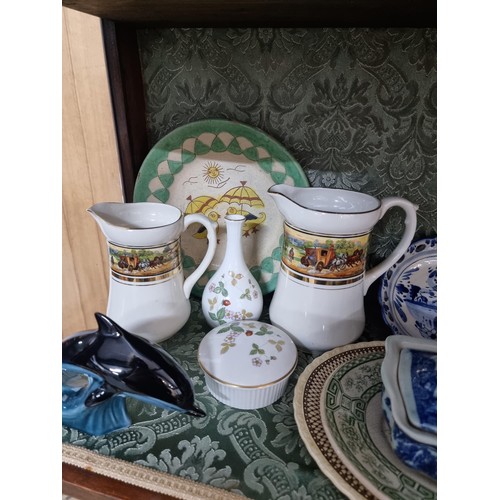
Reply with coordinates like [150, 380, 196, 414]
[84, 384, 117, 407]
[94, 312, 124, 338]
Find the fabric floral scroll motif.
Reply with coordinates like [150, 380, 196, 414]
[137, 27, 437, 263]
[63, 300, 348, 499]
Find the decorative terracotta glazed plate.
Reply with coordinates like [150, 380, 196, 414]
[379, 238, 437, 339]
[134, 119, 309, 296]
[294, 342, 437, 500]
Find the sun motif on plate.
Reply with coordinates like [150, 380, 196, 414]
[203, 161, 225, 185]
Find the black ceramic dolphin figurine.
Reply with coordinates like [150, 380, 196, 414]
[62, 312, 205, 431]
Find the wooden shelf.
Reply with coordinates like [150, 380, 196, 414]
[62, 0, 436, 27]
[63, 463, 178, 500]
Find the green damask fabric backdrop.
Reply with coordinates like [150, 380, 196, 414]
[63, 299, 390, 499]
[136, 28, 437, 262]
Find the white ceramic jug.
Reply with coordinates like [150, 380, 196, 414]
[268, 185, 418, 354]
[88, 202, 217, 343]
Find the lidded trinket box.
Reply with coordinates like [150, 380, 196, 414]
[198, 320, 297, 409]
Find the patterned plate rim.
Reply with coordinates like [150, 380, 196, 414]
[319, 346, 436, 499]
[133, 119, 309, 297]
[378, 237, 437, 337]
[293, 342, 384, 500]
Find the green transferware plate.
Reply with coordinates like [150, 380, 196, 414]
[134, 119, 309, 297]
[294, 342, 437, 500]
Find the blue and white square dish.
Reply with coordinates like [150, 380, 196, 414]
[381, 389, 437, 480]
[380, 335, 437, 480]
[398, 347, 437, 434]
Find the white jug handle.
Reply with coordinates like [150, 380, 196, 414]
[364, 197, 419, 295]
[182, 214, 218, 299]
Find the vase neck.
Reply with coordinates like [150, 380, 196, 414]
[224, 215, 245, 263]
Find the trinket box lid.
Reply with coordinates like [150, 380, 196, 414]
[198, 320, 297, 388]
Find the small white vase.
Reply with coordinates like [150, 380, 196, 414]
[202, 214, 263, 327]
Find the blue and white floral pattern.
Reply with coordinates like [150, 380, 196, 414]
[379, 237, 437, 339]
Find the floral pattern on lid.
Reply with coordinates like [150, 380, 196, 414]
[198, 321, 297, 388]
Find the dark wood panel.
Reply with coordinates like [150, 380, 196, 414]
[63, 0, 436, 27]
[101, 20, 149, 202]
[62, 463, 179, 500]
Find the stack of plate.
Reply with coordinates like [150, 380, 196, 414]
[380, 336, 437, 480]
[294, 341, 437, 500]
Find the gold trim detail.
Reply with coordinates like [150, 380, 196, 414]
[281, 262, 363, 286]
[198, 355, 298, 389]
[284, 221, 370, 239]
[108, 240, 178, 250]
[111, 264, 182, 283]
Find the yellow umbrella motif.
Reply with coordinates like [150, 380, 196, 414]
[185, 195, 219, 215]
[219, 181, 265, 209]
[222, 181, 266, 237]
[185, 195, 221, 239]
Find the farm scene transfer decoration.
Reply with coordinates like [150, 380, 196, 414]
[109, 240, 181, 281]
[282, 224, 369, 280]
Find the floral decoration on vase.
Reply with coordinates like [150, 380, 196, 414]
[202, 214, 263, 327]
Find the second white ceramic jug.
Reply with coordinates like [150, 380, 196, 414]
[267, 185, 418, 354]
[88, 202, 217, 343]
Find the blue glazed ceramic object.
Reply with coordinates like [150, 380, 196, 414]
[381, 335, 437, 480]
[379, 237, 437, 339]
[398, 348, 437, 434]
[382, 390, 437, 480]
[62, 312, 205, 435]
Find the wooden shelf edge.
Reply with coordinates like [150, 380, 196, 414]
[62, 0, 436, 27]
[62, 462, 179, 500]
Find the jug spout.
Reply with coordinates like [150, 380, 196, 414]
[87, 203, 116, 242]
[267, 184, 306, 228]
[268, 184, 384, 235]
[87, 202, 184, 247]
[87, 202, 139, 229]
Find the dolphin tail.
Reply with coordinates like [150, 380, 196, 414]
[185, 405, 206, 418]
[85, 384, 118, 407]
